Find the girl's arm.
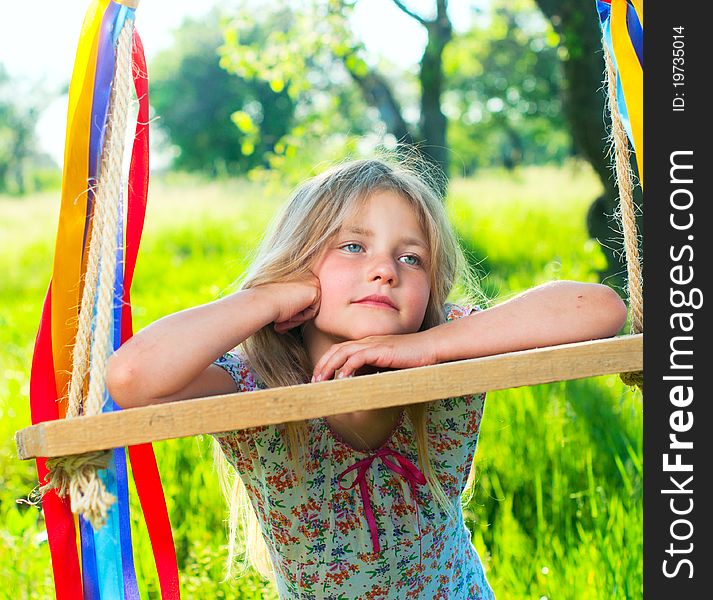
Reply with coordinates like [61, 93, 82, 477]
[431, 281, 628, 363]
[108, 278, 320, 408]
[311, 281, 628, 381]
[107, 288, 275, 408]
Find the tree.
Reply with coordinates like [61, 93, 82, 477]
[444, 0, 570, 173]
[220, 0, 459, 193]
[533, 0, 637, 286]
[150, 13, 295, 175]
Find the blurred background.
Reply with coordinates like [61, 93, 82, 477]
[1, 1, 642, 598]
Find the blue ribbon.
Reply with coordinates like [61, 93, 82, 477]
[111, 191, 140, 600]
[112, 2, 136, 46]
[79, 516, 101, 600]
[598, 3, 634, 148]
[81, 2, 141, 598]
[625, 1, 643, 69]
[95, 458, 124, 600]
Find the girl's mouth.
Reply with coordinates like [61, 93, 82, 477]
[353, 295, 398, 310]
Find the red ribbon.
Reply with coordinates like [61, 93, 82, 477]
[123, 30, 180, 599]
[120, 30, 148, 342]
[338, 447, 427, 565]
[30, 285, 83, 600]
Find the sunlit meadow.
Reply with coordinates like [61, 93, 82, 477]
[0, 163, 642, 599]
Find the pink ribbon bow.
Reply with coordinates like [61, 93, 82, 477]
[338, 447, 427, 565]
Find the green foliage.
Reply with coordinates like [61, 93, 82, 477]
[1, 164, 640, 598]
[445, 0, 571, 173]
[216, 0, 573, 180]
[468, 380, 642, 598]
[448, 163, 610, 296]
[219, 1, 377, 184]
[150, 13, 295, 175]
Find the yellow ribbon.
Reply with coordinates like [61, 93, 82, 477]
[611, 0, 643, 185]
[51, 0, 110, 415]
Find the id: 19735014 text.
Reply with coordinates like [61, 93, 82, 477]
[672, 26, 685, 112]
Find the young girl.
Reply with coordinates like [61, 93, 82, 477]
[107, 158, 627, 599]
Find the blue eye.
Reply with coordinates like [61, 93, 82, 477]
[341, 243, 363, 253]
[400, 255, 421, 266]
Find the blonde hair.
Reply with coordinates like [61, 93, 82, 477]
[214, 156, 485, 580]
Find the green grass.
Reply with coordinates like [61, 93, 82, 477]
[0, 163, 642, 599]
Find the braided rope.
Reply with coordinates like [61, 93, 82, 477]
[86, 26, 132, 417]
[65, 200, 99, 418]
[41, 20, 134, 529]
[604, 46, 643, 390]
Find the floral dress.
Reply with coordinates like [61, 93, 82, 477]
[213, 304, 495, 599]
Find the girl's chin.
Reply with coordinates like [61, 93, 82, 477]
[312, 313, 416, 340]
[337, 325, 404, 340]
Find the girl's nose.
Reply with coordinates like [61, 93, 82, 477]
[368, 256, 398, 285]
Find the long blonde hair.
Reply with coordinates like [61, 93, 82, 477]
[214, 156, 485, 579]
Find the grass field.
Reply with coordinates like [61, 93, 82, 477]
[0, 163, 642, 599]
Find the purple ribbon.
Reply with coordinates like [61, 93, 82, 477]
[77, 3, 120, 599]
[338, 447, 427, 565]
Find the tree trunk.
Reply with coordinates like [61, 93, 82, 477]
[346, 69, 416, 147]
[534, 0, 634, 290]
[341, 0, 453, 198]
[418, 11, 452, 194]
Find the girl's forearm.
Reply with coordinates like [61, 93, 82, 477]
[432, 281, 628, 363]
[107, 287, 276, 400]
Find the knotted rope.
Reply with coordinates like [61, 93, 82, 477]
[603, 46, 643, 390]
[41, 18, 134, 529]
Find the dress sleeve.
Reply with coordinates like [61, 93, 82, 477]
[211, 350, 283, 479]
[427, 303, 486, 497]
[214, 349, 265, 393]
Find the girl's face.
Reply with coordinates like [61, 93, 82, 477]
[308, 189, 432, 344]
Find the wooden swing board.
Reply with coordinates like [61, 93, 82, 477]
[15, 334, 642, 460]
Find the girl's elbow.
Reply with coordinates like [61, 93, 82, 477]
[613, 292, 630, 333]
[591, 284, 628, 336]
[106, 354, 139, 409]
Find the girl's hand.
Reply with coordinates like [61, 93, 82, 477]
[311, 331, 437, 382]
[258, 276, 322, 334]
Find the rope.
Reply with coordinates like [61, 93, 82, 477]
[65, 218, 97, 418]
[86, 27, 131, 418]
[41, 19, 134, 529]
[604, 45, 643, 390]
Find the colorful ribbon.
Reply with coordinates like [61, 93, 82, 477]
[29, 1, 179, 597]
[597, 0, 644, 185]
[338, 447, 427, 565]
